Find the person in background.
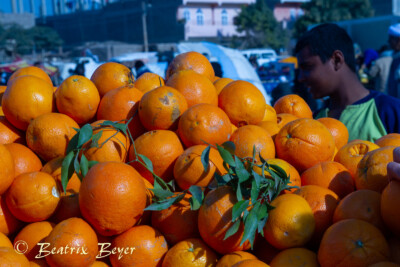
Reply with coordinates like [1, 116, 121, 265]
[387, 23, 400, 98]
[134, 60, 151, 79]
[369, 45, 393, 93]
[295, 23, 400, 142]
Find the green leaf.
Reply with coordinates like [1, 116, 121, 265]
[100, 121, 128, 135]
[224, 219, 241, 240]
[138, 154, 153, 172]
[200, 146, 211, 172]
[189, 185, 204, 210]
[77, 124, 93, 148]
[80, 154, 89, 178]
[240, 205, 259, 247]
[235, 156, 250, 183]
[90, 130, 103, 148]
[236, 183, 243, 201]
[73, 153, 81, 179]
[216, 144, 236, 167]
[221, 141, 236, 154]
[61, 151, 75, 193]
[151, 188, 175, 199]
[270, 164, 288, 180]
[232, 200, 250, 222]
[252, 170, 264, 187]
[153, 176, 169, 191]
[88, 160, 98, 169]
[66, 130, 79, 154]
[251, 179, 259, 202]
[257, 217, 268, 237]
[144, 193, 185, 211]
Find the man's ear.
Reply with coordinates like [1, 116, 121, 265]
[331, 50, 345, 71]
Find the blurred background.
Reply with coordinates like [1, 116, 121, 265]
[0, 0, 398, 109]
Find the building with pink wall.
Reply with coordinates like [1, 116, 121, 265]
[274, 0, 309, 28]
[177, 0, 256, 40]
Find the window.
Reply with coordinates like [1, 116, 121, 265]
[196, 9, 204, 25]
[221, 9, 228, 25]
[184, 9, 190, 22]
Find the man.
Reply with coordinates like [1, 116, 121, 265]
[369, 45, 392, 93]
[387, 23, 400, 98]
[388, 147, 400, 182]
[295, 23, 400, 142]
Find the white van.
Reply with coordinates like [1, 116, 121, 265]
[241, 48, 278, 66]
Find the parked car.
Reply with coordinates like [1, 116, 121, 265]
[241, 48, 278, 66]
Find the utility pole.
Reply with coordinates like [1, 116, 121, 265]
[11, 0, 17, 13]
[142, 0, 149, 53]
[30, 0, 35, 14]
[41, 0, 47, 16]
[18, 0, 23, 13]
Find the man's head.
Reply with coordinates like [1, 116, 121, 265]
[295, 23, 356, 99]
[388, 23, 400, 52]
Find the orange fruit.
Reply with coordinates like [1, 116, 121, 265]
[252, 237, 281, 264]
[109, 225, 168, 267]
[0, 247, 30, 266]
[216, 251, 258, 267]
[8, 66, 52, 86]
[294, 185, 339, 244]
[263, 193, 315, 250]
[334, 140, 380, 179]
[381, 180, 400, 237]
[355, 146, 396, 192]
[126, 102, 147, 139]
[0, 232, 12, 248]
[198, 186, 251, 254]
[275, 118, 335, 173]
[55, 75, 100, 124]
[218, 80, 266, 126]
[90, 62, 134, 97]
[0, 144, 15, 195]
[0, 196, 23, 236]
[90, 261, 109, 267]
[97, 84, 143, 122]
[276, 113, 299, 130]
[129, 130, 184, 184]
[300, 161, 354, 199]
[214, 77, 234, 94]
[262, 104, 277, 122]
[317, 117, 349, 150]
[5, 143, 42, 177]
[174, 145, 225, 190]
[138, 177, 154, 226]
[2, 75, 55, 130]
[41, 157, 81, 196]
[270, 248, 318, 267]
[6, 171, 60, 222]
[45, 217, 99, 267]
[26, 112, 79, 162]
[162, 238, 218, 267]
[166, 70, 218, 107]
[139, 86, 188, 131]
[178, 103, 232, 148]
[257, 120, 280, 140]
[0, 116, 25, 144]
[375, 133, 400, 147]
[79, 162, 146, 236]
[166, 51, 215, 81]
[83, 120, 130, 163]
[50, 193, 81, 224]
[318, 219, 390, 267]
[230, 125, 275, 162]
[232, 259, 270, 267]
[151, 195, 199, 245]
[333, 189, 385, 232]
[13, 221, 54, 260]
[388, 237, 400, 265]
[134, 72, 165, 94]
[254, 158, 301, 194]
[273, 94, 312, 118]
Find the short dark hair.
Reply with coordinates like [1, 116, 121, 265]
[294, 23, 356, 73]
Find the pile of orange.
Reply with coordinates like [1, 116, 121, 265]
[0, 53, 399, 267]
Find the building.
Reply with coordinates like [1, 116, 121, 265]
[176, 0, 255, 40]
[273, 0, 309, 28]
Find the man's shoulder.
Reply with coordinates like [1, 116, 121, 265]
[372, 90, 400, 106]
